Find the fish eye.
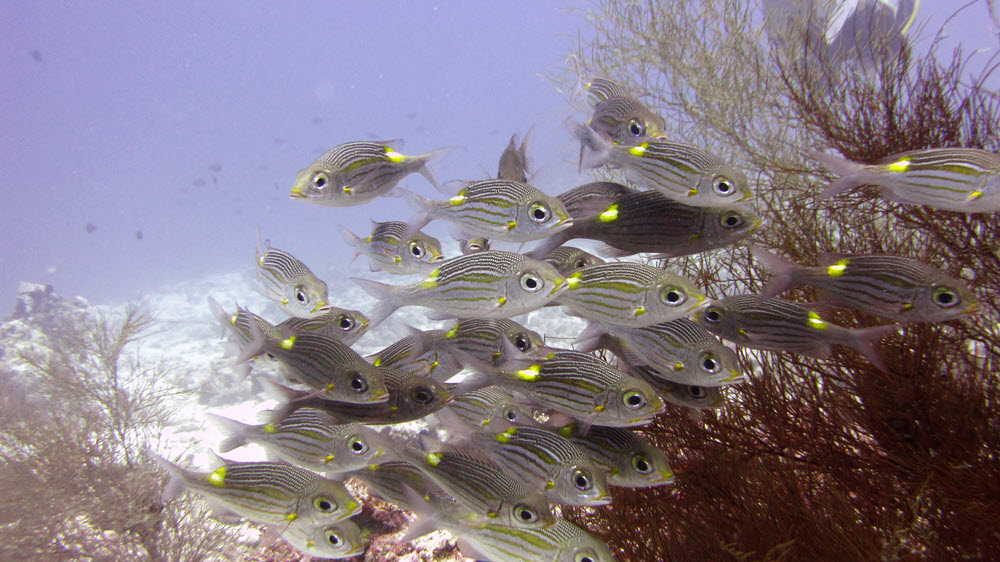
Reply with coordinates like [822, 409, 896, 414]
[313, 497, 336, 512]
[519, 272, 543, 292]
[514, 334, 531, 351]
[409, 241, 425, 258]
[713, 176, 735, 196]
[411, 386, 434, 404]
[576, 555, 596, 562]
[337, 316, 354, 330]
[660, 286, 686, 306]
[324, 529, 342, 546]
[529, 203, 551, 222]
[504, 409, 518, 422]
[514, 504, 539, 523]
[628, 118, 645, 137]
[312, 172, 329, 191]
[348, 437, 369, 455]
[623, 390, 646, 409]
[703, 307, 723, 324]
[572, 469, 593, 491]
[933, 286, 960, 308]
[295, 286, 308, 304]
[574, 259, 588, 269]
[699, 352, 721, 374]
[721, 212, 743, 229]
[350, 373, 368, 393]
[689, 385, 707, 399]
[631, 454, 653, 474]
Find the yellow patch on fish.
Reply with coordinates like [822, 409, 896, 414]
[807, 311, 828, 330]
[497, 296, 507, 307]
[394, 256, 402, 264]
[968, 190, 984, 201]
[426, 453, 443, 467]
[593, 404, 606, 413]
[496, 429, 514, 444]
[506, 220, 517, 231]
[306, 540, 315, 547]
[419, 268, 441, 289]
[444, 323, 460, 338]
[887, 157, 911, 172]
[629, 143, 649, 156]
[633, 306, 647, 318]
[384, 148, 406, 163]
[373, 357, 382, 366]
[673, 362, 684, 372]
[342, 186, 352, 194]
[229, 314, 238, 326]
[566, 271, 583, 289]
[208, 466, 227, 487]
[264, 423, 277, 434]
[280, 336, 296, 350]
[827, 259, 850, 277]
[449, 190, 467, 206]
[285, 513, 298, 522]
[599, 204, 619, 223]
[517, 364, 542, 381]
[324, 454, 335, 463]
[545, 480, 556, 490]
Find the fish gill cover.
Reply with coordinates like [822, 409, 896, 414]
[2, 1, 1000, 561]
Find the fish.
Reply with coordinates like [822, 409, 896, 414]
[557, 181, 637, 219]
[237, 325, 389, 404]
[277, 307, 371, 347]
[345, 460, 450, 511]
[498, 129, 532, 183]
[464, 427, 612, 506]
[154, 456, 361, 526]
[532, 190, 763, 260]
[571, 121, 753, 207]
[752, 246, 980, 322]
[693, 294, 898, 371]
[207, 407, 390, 474]
[255, 230, 330, 319]
[459, 237, 491, 254]
[559, 424, 675, 488]
[208, 297, 283, 346]
[558, 262, 708, 328]
[352, 250, 568, 328]
[541, 246, 606, 276]
[584, 77, 666, 149]
[400, 180, 573, 243]
[436, 317, 552, 367]
[340, 220, 445, 274]
[810, 148, 1000, 213]
[435, 385, 544, 434]
[628, 365, 727, 410]
[289, 140, 447, 207]
[365, 327, 463, 381]
[575, 319, 744, 387]
[276, 518, 366, 560]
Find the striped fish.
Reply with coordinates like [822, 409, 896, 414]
[340, 220, 444, 275]
[255, 231, 330, 319]
[541, 246, 606, 276]
[351, 250, 568, 328]
[273, 366, 452, 425]
[585, 77, 631, 102]
[436, 385, 543, 434]
[290, 140, 447, 207]
[560, 424, 675, 488]
[208, 297, 282, 346]
[498, 129, 531, 183]
[277, 307, 370, 347]
[752, 246, 980, 322]
[533, 190, 763, 260]
[400, 180, 573, 243]
[811, 148, 1000, 213]
[694, 294, 898, 371]
[345, 460, 449, 511]
[277, 518, 366, 560]
[438, 318, 551, 366]
[557, 181, 636, 219]
[154, 457, 361, 526]
[628, 365, 727, 410]
[466, 427, 612, 506]
[365, 328, 462, 381]
[237, 328, 389, 404]
[439, 517, 614, 562]
[207, 407, 390, 474]
[576, 319, 744, 387]
[487, 348, 666, 427]
[558, 262, 708, 328]
[389, 439, 557, 529]
[585, 77, 666, 145]
[572, 121, 753, 207]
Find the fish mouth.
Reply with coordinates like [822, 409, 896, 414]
[748, 217, 766, 234]
[429, 254, 446, 263]
[289, 186, 306, 199]
[555, 214, 574, 228]
[312, 302, 332, 314]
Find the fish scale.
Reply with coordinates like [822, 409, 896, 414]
[452, 518, 615, 562]
[561, 425, 675, 488]
[367, 329, 461, 380]
[439, 318, 548, 364]
[542, 246, 605, 275]
[278, 307, 370, 346]
[439, 385, 539, 432]
[255, 234, 330, 318]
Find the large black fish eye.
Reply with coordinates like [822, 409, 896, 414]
[520, 272, 542, 292]
[573, 470, 592, 490]
[529, 203, 551, 222]
[515, 505, 538, 523]
[313, 173, 328, 190]
[703, 308, 722, 323]
[578, 556, 595, 562]
[410, 241, 425, 258]
[623, 391, 646, 409]
[721, 212, 743, 229]
[313, 497, 335, 512]
[412, 386, 433, 404]
[689, 385, 707, 399]
[575, 259, 588, 269]
[295, 287, 308, 303]
[349, 437, 368, 454]
[631, 454, 652, 474]
[325, 530, 342, 546]
[628, 118, 645, 137]
[933, 286, 959, 307]
[700, 352, 720, 373]
[661, 286, 686, 306]
[338, 316, 354, 330]
[713, 176, 734, 195]
[514, 334, 530, 351]
[504, 409, 518, 422]
[350, 373, 368, 393]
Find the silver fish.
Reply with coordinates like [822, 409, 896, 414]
[576, 319, 744, 387]
[534, 190, 763, 260]
[559, 424, 675, 488]
[352, 250, 568, 328]
[811, 148, 1000, 212]
[585, 77, 666, 147]
[466, 427, 612, 506]
[154, 456, 360, 526]
[436, 385, 543, 434]
[366, 328, 463, 381]
[340, 220, 444, 274]
[572, 121, 753, 207]
[277, 307, 370, 347]
[207, 407, 390, 474]
[290, 140, 447, 207]
[557, 181, 637, 219]
[345, 460, 449, 511]
[208, 297, 283, 346]
[438, 317, 551, 366]
[498, 129, 531, 183]
[694, 294, 898, 371]
[277, 518, 366, 560]
[628, 364, 727, 410]
[401, 180, 573, 243]
[559, 262, 708, 328]
[255, 231, 330, 319]
[752, 246, 980, 322]
[541, 246, 606, 276]
[459, 237, 491, 254]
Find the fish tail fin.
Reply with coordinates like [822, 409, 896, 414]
[519, 125, 534, 174]
[846, 324, 900, 373]
[234, 315, 269, 365]
[412, 147, 453, 191]
[205, 412, 251, 453]
[350, 277, 401, 329]
[751, 245, 804, 300]
[206, 296, 232, 340]
[526, 231, 571, 261]
[151, 454, 188, 502]
[809, 150, 867, 200]
[567, 119, 610, 171]
[397, 187, 434, 230]
[338, 225, 365, 264]
[574, 321, 610, 353]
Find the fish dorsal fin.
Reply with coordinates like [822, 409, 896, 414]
[817, 251, 849, 268]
